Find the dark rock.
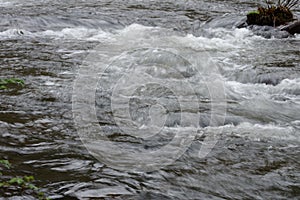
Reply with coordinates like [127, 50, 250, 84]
[281, 20, 300, 34]
[247, 6, 294, 27]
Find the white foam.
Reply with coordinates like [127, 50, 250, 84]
[39, 27, 112, 41]
[0, 0, 15, 7]
[0, 27, 113, 41]
[0, 0, 46, 7]
[276, 78, 300, 96]
[203, 122, 299, 142]
[225, 78, 300, 101]
[0, 24, 257, 50]
[0, 29, 28, 38]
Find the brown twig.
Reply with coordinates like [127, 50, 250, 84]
[280, 0, 299, 9]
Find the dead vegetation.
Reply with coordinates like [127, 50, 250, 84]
[247, 0, 299, 26]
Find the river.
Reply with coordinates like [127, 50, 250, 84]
[0, 0, 299, 199]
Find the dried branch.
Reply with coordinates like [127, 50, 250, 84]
[279, 0, 299, 9]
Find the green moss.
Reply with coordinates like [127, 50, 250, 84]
[0, 78, 24, 90]
[0, 160, 11, 169]
[0, 160, 49, 200]
[247, 10, 260, 15]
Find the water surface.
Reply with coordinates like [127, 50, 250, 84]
[0, 0, 299, 199]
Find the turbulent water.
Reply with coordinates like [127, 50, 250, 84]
[0, 0, 300, 199]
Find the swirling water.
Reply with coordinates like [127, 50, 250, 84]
[0, 0, 299, 199]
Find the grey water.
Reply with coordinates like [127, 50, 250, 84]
[0, 0, 300, 199]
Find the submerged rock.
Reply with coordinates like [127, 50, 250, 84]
[248, 24, 291, 38]
[246, 20, 300, 37]
[235, 19, 299, 38]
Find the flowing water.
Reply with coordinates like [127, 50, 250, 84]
[0, 0, 300, 199]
